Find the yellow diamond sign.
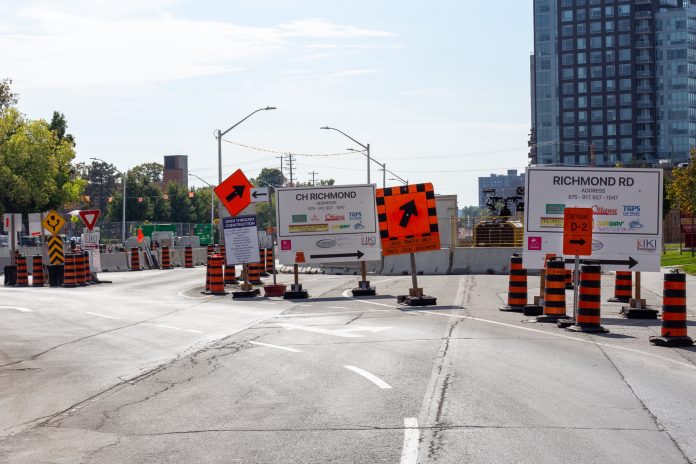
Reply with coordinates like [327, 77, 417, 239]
[41, 210, 65, 235]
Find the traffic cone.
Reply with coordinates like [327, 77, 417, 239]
[15, 255, 29, 287]
[184, 246, 194, 268]
[62, 254, 78, 288]
[207, 255, 227, 295]
[500, 253, 527, 312]
[534, 258, 567, 322]
[650, 270, 694, 347]
[32, 255, 45, 287]
[130, 247, 141, 271]
[161, 246, 172, 269]
[568, 264, 608, 333]
[608, 271, 632, 303]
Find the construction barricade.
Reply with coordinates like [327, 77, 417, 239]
[265, 247, 275, 274]
[567, 264, 608, 333]
[130, 247, 141, 271]
[15, 255, 29, 287]
[248, 262, 264, 285]
[32, 255, 45, 287]
[650, 270, 694, 347]
[62, 254, 78, 288]
[161, 246, 172, 269]
[185, 246, 194, 268]
[499, 253, 527, 312]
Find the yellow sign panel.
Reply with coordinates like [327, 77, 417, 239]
[289, 224, 329, 233]
[539, 217, 564, 229]
[47, 235, 64, 264]
[41, 210, 65, 235]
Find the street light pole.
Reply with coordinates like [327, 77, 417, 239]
[321, 126, 371, 184]
[189, 173, 215, 229]
[90, 157, 127, 244]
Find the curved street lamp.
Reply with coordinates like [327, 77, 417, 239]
[321, 126, 371, 184]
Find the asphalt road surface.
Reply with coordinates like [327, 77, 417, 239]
[1, 266, 696, 463]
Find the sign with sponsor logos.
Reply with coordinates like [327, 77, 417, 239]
[523, 167, 663, 271]
[275, 184, 381, 265]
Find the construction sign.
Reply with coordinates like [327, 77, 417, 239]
[47, 235, 64, 264]
[215, 169, 252, 217]
[376, 183, 440, 256]
[79, 209, 100, 231]
[41, 210, 65, 235]
[563, 208, 592, 256]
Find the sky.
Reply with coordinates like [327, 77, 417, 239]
[1, 0, 534, 206]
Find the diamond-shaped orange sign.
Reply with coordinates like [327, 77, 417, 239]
[214, 169, 252, 217]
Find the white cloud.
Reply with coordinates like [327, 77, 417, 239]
[0, 4, 397, 88]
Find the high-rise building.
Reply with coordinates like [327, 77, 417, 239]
[163, 155, 188, 188]
[531, 0, 696, 166]
[478, 169, 525, 209]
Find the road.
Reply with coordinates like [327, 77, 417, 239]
[1, 267, 696, 463]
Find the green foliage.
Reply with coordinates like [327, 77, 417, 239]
[49, 111, 75, 145]
[667, 151, 696, 217]
[0, 107, 85, 215]
[250, 168, 286, 193]
[75, 160, 120, 213]
[0, 78, 18, 112]
[189, 186, 213, 223]
[105, 162, 169, 223]
[459, 205, 488, 217]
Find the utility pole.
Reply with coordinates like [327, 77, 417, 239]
[285, 153, 296, 187]
[276, 155, 284, 181]
[309, 170, 318, 186]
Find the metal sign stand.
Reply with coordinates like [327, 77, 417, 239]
[284, 263, 308, 299]
[232, 263, 260, 298]
[620, 270, 658, 318]
[352, 261, 376, 296]
[396, 253, 437, 306]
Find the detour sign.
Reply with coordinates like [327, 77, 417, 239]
[563, 207, 592, 256]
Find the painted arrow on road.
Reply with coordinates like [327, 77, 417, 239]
[564, 256, 638, 269]
[399, 200, 418, 227]
[309, 250, 364, 260]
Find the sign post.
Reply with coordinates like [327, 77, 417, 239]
[376, 183, 441, 306]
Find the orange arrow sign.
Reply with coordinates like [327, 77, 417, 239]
[214, 169, 252, 217]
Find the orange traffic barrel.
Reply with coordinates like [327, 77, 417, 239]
[265, 247, 275, 274]
[15, 255, 29, 287]
[75, 252, 87, 286]
[207, 244, 214, 256]
[32, 255, 45, 287]
[564, 269, 574, 290]
[130, 247, 141, 271]
[248, 262, 264, 285]
[500, 253, 527, 312]
[62, 254, 78, 288]
[207, 255, 227, 295]
[568, 264, 608, 333]
[535, 258, 567, 322]
[224, 263, 239, 285]
[650, 270, 694, 347]
[259, 248, 270, 277]
[161, 246, 172, 269]
[83, 251, 92, 284]
[184, 246, 194, 268]
[203, 255, 212, 292]
[608, 271, 632, 303]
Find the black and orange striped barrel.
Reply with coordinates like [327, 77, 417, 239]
[265, 247, 275, 274]
[608, 271, 632, 303]
[83, 251, 92, 284]
[564, 269, 574, 290]
[161, 246, 172, 269]
[62, 254, 78, 288]
[577, 264, 603, 326]
[15, 255, 29, 287]
[259, 248, 270, 276]
[224, 262, 238, 285]
[661, 272, 688, 338]
[204, 255, 212, 292]
[247, 262, 263, 285]
[207, 244, 214, 256]
[543, 258, 567, 318]
[184, 246, 194, 268]
[32, 255, 45, 287]
[76, 252, 87, 286]
[130, 247, 141, 271]
[208, 255, 226, 295]
[501, 253, 526, 311]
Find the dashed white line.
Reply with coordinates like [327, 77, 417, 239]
[152, 324, 204, 334]
[85, 312, 121, 320]
[249, 341, 301, 353]
[0, 305, 34, 312]
[344, 365, 392, 389]
[400, 417, 419, 464]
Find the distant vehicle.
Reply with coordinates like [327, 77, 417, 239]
[0, 235, 8, 247]
[19, 236, 40, 246]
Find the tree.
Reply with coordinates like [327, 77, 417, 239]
[105, 162, 168, 223]
[75, 160, 120, 213]
[0, 78, 18, 112]
[164, 182, 195, 223]
[0, 107, 85, 216]
[131, 162, 164, 184]
[250, 168, 286, 193]
[460, 205, 488, 218]
[49, 111, 75, 146]
[189, 186, 214, 224]
[668, 151, 696, 254]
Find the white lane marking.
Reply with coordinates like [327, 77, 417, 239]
[0, 305, 34, 312]
[419, 311, 696, 371]
[373, 276, 409, 284]
[152, 324, 204, 334]
[280, 322, 391, 338]
[341, 288, 397, 308]
[329, 306, 350, 309]
[400, 417, 420, 464]
[344, 365, 392, 389]
[249, 341, 301, 353]
[85, 312, 121, 320]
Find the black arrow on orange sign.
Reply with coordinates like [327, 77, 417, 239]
[569, 238, 586, 246]
[225, 185, 246, 202]
[399, 200, 418, 227]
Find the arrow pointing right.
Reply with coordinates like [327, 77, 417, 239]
[225, 185, 246, 202]
[564, 256, 638, 269]
[569, 238, 586, 246]
[309, 250, 365, 260]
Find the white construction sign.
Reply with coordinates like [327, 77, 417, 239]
[222, 215, 260, 265]
[523, 167, 663, 271]
[81, 231, 102, 272]
[275, 184, 381, 265]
